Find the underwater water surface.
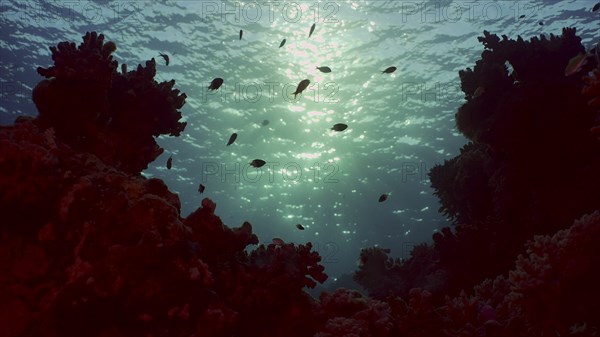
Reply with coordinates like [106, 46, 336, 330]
[1, 0, 598, 282]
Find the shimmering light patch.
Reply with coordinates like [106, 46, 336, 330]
[308, 110, 325, 117]
[222, 107, 243, 117]
[296, 152, 321, 160]
[367, 21, 376, 33]
[289, 40, 319, 62]
[404, 230, 411, 236]
[290, 105, 305, 112]
[397, 136, 421, 146]
[353, 134, 366, 142]
[420, 206, 429, 211]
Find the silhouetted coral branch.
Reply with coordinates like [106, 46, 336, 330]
[32, 32, 187, 173]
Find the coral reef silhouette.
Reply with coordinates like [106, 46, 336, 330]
[1, 29, 599, 336]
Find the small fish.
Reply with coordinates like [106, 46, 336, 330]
[378, 193, 389, 202]
[292, 79, 310, 99]
[382, 66, 397, 74]
[250, 159, 266, 168]
[158, 52, 169, 66]
[519, 14, 525, 19]
[166, 156, 173, 170]
[198, 184, 205, 193]
[226, 132, 238, 146]
[538, 21, 544, 26]
[308, 23, 316, 38]
[296, 224, 305, 230]
[208, 78, 224, 91]
[279, 39, 286, 48]
[272, 238, 285, 245]
[564, 52, 588, 76]
[593, 3, 600, 12]
[239, 29, 243, 40]
[316, 66, 332, 73]
[261, 119, 270, 126]
[331, 123, 348, 132]
[473, 86, 485, 98]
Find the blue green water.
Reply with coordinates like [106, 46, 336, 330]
[1, 0, 599, 281]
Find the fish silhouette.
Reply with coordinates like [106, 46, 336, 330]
[292, 79, 310, 99]
[226, 133, 238, 146]
[309, 23, 316, 38]
[208, 78, 224, 91]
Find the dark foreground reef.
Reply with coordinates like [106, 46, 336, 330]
[1, 30, 599, 337]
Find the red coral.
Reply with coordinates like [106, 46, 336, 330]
[316, 289, 394, 337]
[508, 211, 600, 335]
[582, 52, 600, 141]
[37, 32, 117, 85]
[32, 32, 186, 174]
[0, 116, 330, 337]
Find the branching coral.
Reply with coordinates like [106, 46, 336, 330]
[1, 32, 331, 337]
[0, 116, 331, 337]
[508, 211, 600, 335]
[315, 288, 395, 337]
[32, 32, 186, 174]
[582, 44, 600, 141]
[353, 247, 406, 299]
[421, 28, 600, 303]
[457, 28, 596, 153]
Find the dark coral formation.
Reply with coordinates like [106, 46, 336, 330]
[353, 28, 600, 334]
[0, 32, 329, 337]
[2, 28, 600, 337]
[583, 45, 600, 141]
[0, 117, 328, 337]
[32, 32, 186, 174]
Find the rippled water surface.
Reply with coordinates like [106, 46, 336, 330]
[1, 0, 598, 279]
